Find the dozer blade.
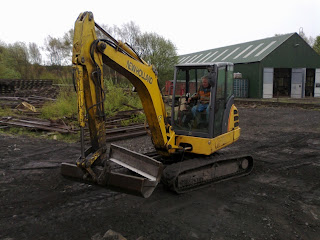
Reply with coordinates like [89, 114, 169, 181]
[61, 144, 163, 198]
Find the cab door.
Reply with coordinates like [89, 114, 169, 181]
[212, 66, 226, 137]
[212, 64, 234, 137]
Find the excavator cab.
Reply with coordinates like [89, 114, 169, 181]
[171, 63, 235, 139]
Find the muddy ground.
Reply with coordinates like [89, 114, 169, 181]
[1, 105, 320, 240]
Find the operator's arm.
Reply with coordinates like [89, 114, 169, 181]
[188, 89, 200, 103]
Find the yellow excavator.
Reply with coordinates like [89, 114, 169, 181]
[61, 12, 253, 198]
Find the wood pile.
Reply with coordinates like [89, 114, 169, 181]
[0, 79, 54, 95]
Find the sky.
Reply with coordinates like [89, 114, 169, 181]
[1, 0, 319, 56]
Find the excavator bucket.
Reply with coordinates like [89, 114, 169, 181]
[61, 144, 163, 198]
[106, 144, 163, 197]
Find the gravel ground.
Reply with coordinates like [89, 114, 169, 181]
[1, 105, 320, 240]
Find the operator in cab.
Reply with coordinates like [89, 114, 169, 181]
[188, 75, 211, 120]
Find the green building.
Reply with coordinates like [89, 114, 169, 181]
[178, 33, 320, 98]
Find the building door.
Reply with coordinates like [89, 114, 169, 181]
[273, 68, 291, 97]
[315, 68, 320, 97]
[305, 69, 315, 97]
[291, 68, 306, 98]
[263, 68, 273, 98]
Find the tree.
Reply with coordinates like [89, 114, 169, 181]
[313, 36, 320, 55]
[6, 42, 30, 79]
[62, 29, 74, 49]
[307, 36, 315, 47]
[28, 42, 42, 65]
[95, 24, 123, 83]
[96, 22, 141, 48]
[28, 42, 44, 79]
[116, 21, 141, 49]
[298, 29, 314, 47]
[44, 33, 72, 66]
[136, 32, 178, 86]
[43, 31, 74, 81]
[95, 24, 117, 39]
[96, 22, 142, 84]
[0, 42, 21, 79]
[95, 23, 178, 86]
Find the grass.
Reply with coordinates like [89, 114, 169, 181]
[40, 88, 78, 120]
[0, 78, 145, 142]
[121, 113, 146, 126]
[50, 131, 80, 142]
[104, 79, 143, 116]
[1, 127, 39, 137]
[0, 98, 80, 142]
[0, 127, 80, 142]
[40, 79, 144, 120]
[0, 106, 19, 117]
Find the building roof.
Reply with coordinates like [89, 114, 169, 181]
[178, 33, 295, 64]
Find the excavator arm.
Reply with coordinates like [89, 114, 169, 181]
[61, 12, 172, 197]
[73, 12, 176, 153]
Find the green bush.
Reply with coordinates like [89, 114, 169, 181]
[104, 79, 142, 116]
[40, 79, 144, 123]
[0, 107, 15, 117]
[121, 113, 146, 126]
[40, 87, 77, 119]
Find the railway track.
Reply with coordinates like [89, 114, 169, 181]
[105, 124, 148, 142]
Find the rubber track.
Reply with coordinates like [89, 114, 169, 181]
[162, 153, 253, 193]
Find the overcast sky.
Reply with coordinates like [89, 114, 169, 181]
[1, 0, 319, 55]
